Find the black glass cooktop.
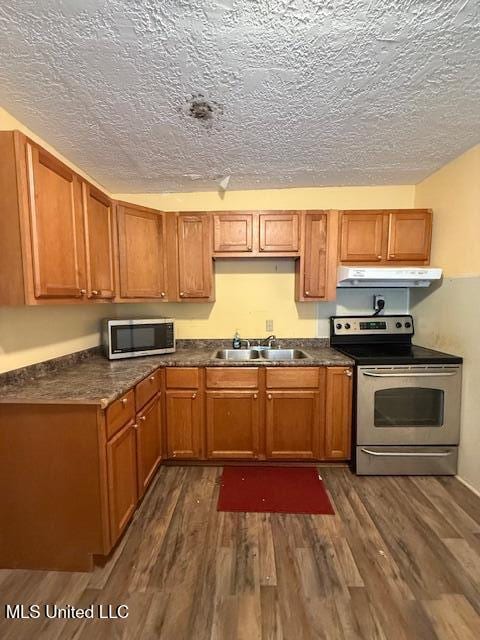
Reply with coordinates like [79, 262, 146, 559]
[334, 343, 463, 366]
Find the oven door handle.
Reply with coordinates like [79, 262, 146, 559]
[362, 371, 458, 378]
[360, 448, 454, 458]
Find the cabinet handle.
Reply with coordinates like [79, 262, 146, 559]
[161, 292, 166, 297]
[80, 289, 87, 295]
[305, 290, 310, 296]
[247, 245, 252, 251]
[121, 398, 128, 406]
[345, 370, 352, 377]
[253, 393, 258, 399]
[140, 415, 146, 422]
[172, 452, 177, 457]
[390, 254, 396, 258]
[260, 247, 264, 251]
[192, 393, 197, 399]
[377, 256, 382, 260]
[268, 394, 272, 400]
[91, 290, 99, 295]
[150, 375, 155, 381]
[179, 292, 185, 297]
[133, 423, 138, 430]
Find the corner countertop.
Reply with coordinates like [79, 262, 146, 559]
[0, 340, 354, 409]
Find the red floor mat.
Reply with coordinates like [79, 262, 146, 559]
[217, 466, 335, 514]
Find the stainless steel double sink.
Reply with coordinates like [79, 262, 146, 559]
[213, 348, 310, 361]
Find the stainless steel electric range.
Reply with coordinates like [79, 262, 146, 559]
[330, 315, 463, 475]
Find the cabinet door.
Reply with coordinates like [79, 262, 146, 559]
[324, 367, 352, 460]
[213, 213, 253, 253]
[177, 214, 213, 299]
[136, 395, 162, 497]
[265, 391, 321, 459]
[117, 204, 167, 299]
[302, 212, 328, 299]
[166, 390, 202, 459]
[339, 212, 384, 262]
[259, 212, 299, 252]
[206, 391, 260, 459]
[106, 421, 138, 544]
[82, 183, 115, 299]
[387, 210, 432, 262]
[26, 143, 86, 299]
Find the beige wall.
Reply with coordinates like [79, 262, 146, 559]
[411, 143, 480, 493]
[415, 145, 480, 277]
[116, 185, 415, 212]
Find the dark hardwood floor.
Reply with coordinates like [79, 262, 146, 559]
[1, 466, 480, 639]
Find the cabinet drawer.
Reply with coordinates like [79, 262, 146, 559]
[135, 370, 160, 411]
[206, 368, 259, 389]
[106, 389, 135, 440]
[266, 367, 321, 389]
[166, 368, 200, 389]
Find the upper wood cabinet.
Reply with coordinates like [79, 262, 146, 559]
[339, 209, 432, 265]
[212, 211, 302, 257]
[177, 214, 214, 300]
[82, 183, 115, 300]
[26, 143, 87, 300]
[296, 210, 338, 301]
[0, 131, 117, 306]
[116, 202, 168, 300]
[213, 213, 253, 253]
[340, 211, 384, 262]
[324, 367, 352, 460]
[387, 211, 432, 262]
[0, 131, 92, 305]
[259, 212, 299, 252]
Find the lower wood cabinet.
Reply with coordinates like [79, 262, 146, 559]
[324, 367, 353, 460]
[106, 419, 138, 545]
[0, 364, 354, 572]
[265, 390, 322, 459]
[166, 390, 203, 459]
[206, 390, 260, 459]
[136, 394, 162, 497]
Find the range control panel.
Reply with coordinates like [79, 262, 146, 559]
[331, 315, 414, 336]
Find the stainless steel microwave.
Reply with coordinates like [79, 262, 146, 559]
[102, 318, 175, 360]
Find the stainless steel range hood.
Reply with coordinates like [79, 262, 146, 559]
[337, 266, 442, 288]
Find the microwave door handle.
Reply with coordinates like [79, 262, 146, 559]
[362, 371, 458, 378]
[361, 448, 454, 458]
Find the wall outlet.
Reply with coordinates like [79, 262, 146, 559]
[373, 295, 385, 312]
[266, 319, 273, 332]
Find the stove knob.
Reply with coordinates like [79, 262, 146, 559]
[405, 321, 412, 328]
[396, 322, 402, 328]
[336, 323, 342, 330]
[344, 323, 351, 329]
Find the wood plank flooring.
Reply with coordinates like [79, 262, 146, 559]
[1, 466, 480, 639]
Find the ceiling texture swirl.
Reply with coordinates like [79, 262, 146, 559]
[0, 0, 479, 192]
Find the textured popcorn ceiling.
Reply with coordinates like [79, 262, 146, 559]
[0, 1, 479, 192]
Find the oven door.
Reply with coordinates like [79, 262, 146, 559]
[357, 365, 462, 446]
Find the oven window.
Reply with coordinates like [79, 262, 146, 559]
[374, 388, 444, 427]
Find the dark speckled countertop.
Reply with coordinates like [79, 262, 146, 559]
[0, 339, 353, 409]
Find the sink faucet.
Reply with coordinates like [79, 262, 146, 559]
[239, 338, 251, 349]
[262, 335, 277, 348]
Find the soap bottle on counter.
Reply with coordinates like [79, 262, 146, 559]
[232, 330, 241, 349]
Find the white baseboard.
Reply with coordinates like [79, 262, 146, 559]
[455, 474, 480, 498]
